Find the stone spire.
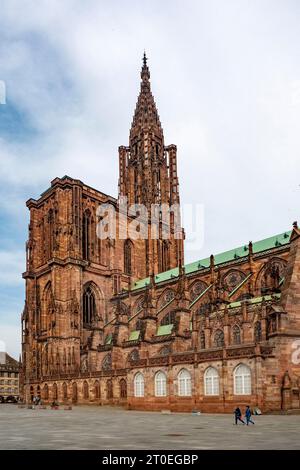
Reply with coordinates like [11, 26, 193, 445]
[118, 54, 184, 276]
[130, 52, 163, 143]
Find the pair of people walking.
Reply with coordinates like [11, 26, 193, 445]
[234, 406, 255, 425]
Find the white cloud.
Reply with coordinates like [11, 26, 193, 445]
[0, 250, 25, 286]
[0, 324, 21, 359]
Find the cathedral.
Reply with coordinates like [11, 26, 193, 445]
[21, 55, 300, 412]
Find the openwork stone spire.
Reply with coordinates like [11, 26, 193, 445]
[130, 53, 163, 143]
[118, 54, 184, 275]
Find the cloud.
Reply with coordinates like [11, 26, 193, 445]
[0, 250, 25, 286]
[0, 324, 21, 359]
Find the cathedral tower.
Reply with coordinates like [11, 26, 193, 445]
[118, 54, 184, 275]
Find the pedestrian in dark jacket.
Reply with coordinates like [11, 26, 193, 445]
[234, 406, 245, 425]
[245, 406, 255, 425]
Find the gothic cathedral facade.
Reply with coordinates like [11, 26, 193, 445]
[21, 56, 300, 412]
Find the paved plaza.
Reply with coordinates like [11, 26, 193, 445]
[0, 404, 300, 450]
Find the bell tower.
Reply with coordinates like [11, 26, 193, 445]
[118, 54, 184, 275]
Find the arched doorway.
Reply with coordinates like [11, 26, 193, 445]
[30, 386, 34, 403]
[62, 382, 68, 401]
[120, 379, 127, 399]
[94, 380, 100, 401]
[106, 379, 113, 400]
[72, 382, 78, 404]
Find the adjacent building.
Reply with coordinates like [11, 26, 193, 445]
[0, 353, 20, 402]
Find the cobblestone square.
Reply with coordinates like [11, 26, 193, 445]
[0, 405, 300, 450]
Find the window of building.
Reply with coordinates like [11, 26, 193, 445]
[124, 240, 132, 275]
[106, 379, 113, 399]
[82, 210, 91, 261]
[120, 379, 127, 398]
[94, 380, 100, 399]
[83, 285, 96, 326]
[83, 381, 89, 399]
[134, 372, 144, 397]
[160, 311, 176, 326]
[200, 330, 206, 349]
[204, 367, 220, 395]
[155, 371, 167, 397]
[232, 325, 241, 345]
[102, 353, 112, 371]
[178, 369, 191, 396]
[234, 364, 251, 395]
[48, 209, 54, 258]
[161, 241, 170, 272]
[254, 321, 262, 342]
[214, 329, 225, 348]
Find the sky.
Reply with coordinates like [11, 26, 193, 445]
[0, 0, 300, 358]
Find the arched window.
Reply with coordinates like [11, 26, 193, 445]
[83, 285, 96, 326]
[234, 364, 251, 395]
[254, 321, 262, 342]
[120, 379, 127, 398]
[52, 383, 58, 400]
[200, 330, 206, 349]
[162, 241, 170, 272]
[82, 210, 91, 261]
[134, 372, 144, 397]
[160, 311, 176, 326]
[124, 240, 132, 275]
[83, 381, 89, 399]
[158, 289, 175, 309]
[204, 367, 220, 395]
[107, 379, 113, 399]
[232, 325, 241, 345]
[62, 382, 68, 400]
[94, 380, 100, 399]
[102, 353, 112, 371]
[155, 371, 167, 397]
[178, 369, 192, 396]
[214, 329, 225, 348]
[43, 384, 49, 401]
[42, 282, 54, 332]
[128, 349, 139, 363]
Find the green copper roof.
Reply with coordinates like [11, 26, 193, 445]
[105, 334, 112, 345]
[228, 293, 281, 309]
[132, 277, 150, 290]
[131, 230, 291, 291]
[156, 324, 173, 336]
[128, 330, 140, 341]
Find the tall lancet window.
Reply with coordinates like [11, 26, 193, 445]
[47, 209, 54, 258]
[124, 239, 132, 275]
[83, 285, 96, 327]
[162, 241, 170, 272]
[82, 210, 91, 261]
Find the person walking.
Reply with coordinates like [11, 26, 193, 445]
[245, 406, 255, 425]
[234, 406, 245, 425]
